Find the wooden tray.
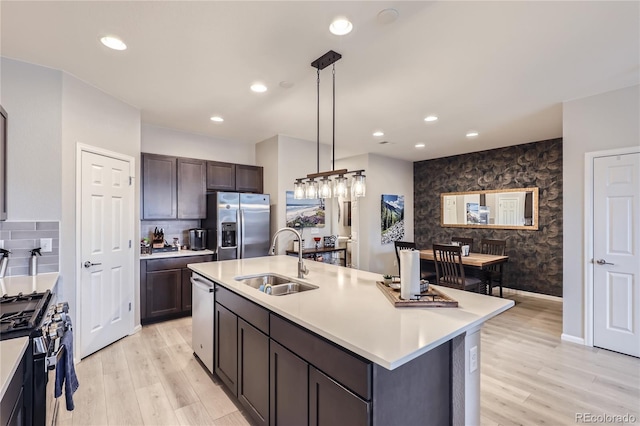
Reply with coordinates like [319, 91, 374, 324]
[376, 282, 458, 308]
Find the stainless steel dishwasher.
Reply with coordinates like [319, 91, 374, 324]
[191, 273, 214, 373]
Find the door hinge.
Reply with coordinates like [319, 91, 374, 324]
[129, 302, 132, 312]
[129, 240, 132, 248]
[129, 176, 133, 186]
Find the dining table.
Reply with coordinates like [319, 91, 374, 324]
[419, 250, 509, 295]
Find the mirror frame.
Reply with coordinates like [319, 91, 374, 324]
[440, 187, 539, 230]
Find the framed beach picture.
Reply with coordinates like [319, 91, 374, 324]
[381, 194, 405, 244]
[286, 191, 325, 228]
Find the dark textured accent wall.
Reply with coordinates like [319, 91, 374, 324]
[414, 138, 563, 296]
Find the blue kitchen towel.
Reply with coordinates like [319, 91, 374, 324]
[54, 318, 80, 410]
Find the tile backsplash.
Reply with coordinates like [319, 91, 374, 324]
[140, 220, 200, 248]
[0, 221, 60, 277]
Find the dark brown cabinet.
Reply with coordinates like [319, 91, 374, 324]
[270, 340, 308, 426]
[1, 351, 25, 426]
[207, 161, 263, 193]
[238, 319, 269, 426]
[142, 153, 206, 220]
[214, 302, 238, 395]
[177, 157, 206, 219]
[142, 153, 177, 219]
[140, 255, 213, 324]
[235, 164, 263, 193]
[206, 161, 236, 191]
[309, 367, 370, 426]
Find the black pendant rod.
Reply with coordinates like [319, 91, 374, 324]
[332, 64, 336, 171]
[316, 68, 320, 174]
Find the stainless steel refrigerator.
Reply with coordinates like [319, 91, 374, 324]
[203, 192, 271, 260]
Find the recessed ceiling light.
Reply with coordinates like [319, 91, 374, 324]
[330, 17, 353, 35]
[100, 36, 127, 51]
[424, 115, 438, 122]
[415, 143, 426, 148]
[373, 131, 384, 137]
[377, 8, 399, 25]
[250, 83, 268, 93]
[466, 131, 479, 138]
[279, 81, 294, 89]
[210, 116, 224, 122]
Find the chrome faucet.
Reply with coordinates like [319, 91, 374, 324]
[270, 227, 309, 279]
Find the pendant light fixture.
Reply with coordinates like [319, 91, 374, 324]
[292, 50, 367, 200]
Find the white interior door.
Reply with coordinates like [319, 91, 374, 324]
[80, 150, 133, 358]
[593, 152, 640, 357]
[498, 197, 519, 225]
[444, 197, 457, 224]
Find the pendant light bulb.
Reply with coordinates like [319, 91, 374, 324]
[319, 177, 332, 199]
[306, 180, 318, 199]
[334, 175, 348, 198]
[351, 173, 366, 198]
[294, 181, 306, 199]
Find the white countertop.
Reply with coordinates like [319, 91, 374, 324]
[189, 256, 514, 370]
[0, 337, 28, 400]
[0, 272, 59, 296]
[141, 249, 215, 260]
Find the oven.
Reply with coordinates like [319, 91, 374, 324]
[0, 290, 70, 426]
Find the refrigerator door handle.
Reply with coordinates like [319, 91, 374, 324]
[239, 208, 245, 258]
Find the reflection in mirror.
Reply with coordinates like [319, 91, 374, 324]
[441, 188, 539, 230]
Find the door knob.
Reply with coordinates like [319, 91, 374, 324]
[84, 261, 102, 268]
[595, 259, 614, 265]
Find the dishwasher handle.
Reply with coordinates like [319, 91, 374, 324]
[190, 276, 215, 293]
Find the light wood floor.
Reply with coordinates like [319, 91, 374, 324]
[57, 293, 639, 426]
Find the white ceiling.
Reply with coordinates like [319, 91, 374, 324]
[1, 1, 638, 162]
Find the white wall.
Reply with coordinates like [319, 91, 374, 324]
[336, 153, 414, 274]
[256, 134, 332, 253]
[562, 84, 640, 340]
[61, 72, 141, 325]
[1, 58, 62, 220]
[142, 124, 255, 164]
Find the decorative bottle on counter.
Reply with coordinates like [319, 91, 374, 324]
[29, 247, 42, 276]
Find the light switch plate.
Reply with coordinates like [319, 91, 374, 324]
[41, 238, 53, 253]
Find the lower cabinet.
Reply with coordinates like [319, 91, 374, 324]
[214, 303, 238, 395]
[238, 319, 269, 426]
[1, 350, 25, 426]
[309, 367, 370, 426]
[270, 341, 308, 426]
[141, 255, 213, 324]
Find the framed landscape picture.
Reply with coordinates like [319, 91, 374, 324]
[286, 191, 325, 228]
[381, 194, 404, 244]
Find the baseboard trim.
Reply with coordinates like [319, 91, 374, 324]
[132, 324, 142, 334]
[561, 333, 586, 345]
[497, 287, 563, 302]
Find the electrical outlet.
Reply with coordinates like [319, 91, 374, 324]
[470, 345, 478, 373]
[41, 238, 53, 253]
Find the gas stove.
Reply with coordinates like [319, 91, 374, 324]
[0, 290, 52, 340]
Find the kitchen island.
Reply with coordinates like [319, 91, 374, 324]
[189, 256, 513, 426]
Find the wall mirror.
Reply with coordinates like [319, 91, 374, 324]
[440, 188, 539, 230]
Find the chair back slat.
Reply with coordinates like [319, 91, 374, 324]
[433, 244, 466, 289]
[480, 239, 506, 272]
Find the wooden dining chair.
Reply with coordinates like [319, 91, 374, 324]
[451, 236, 474, 252]
[480, 239, 507, 297]
[432, 244, 483, 293]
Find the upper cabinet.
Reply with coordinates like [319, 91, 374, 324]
[142, 153, 206, 220]
[142, 153, 177, 219]
[206, 161, 236, 191]
[235, 164, 263, 193]
[143, 153, 264, 220]
[207, 161, 263, 194]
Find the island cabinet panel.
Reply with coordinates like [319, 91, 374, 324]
[177, 157, 206, 219]
[207, 161, 236, 191]
[215, 285, 269, 334]
[269, 340, 308, 426]
[270, 314, 371, 401]
[309, 367, 370, 426]
[238, 318, 269, 426]
[215, 302, 238, 396]
[142, 153, 177, 219]
[1, 351, 25, 426]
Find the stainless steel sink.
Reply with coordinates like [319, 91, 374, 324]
[234, 273, 318, 295]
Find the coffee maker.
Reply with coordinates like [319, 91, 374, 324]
[189, 228, 208, 251]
